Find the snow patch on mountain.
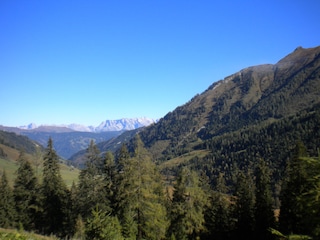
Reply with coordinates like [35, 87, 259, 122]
[19, 118, 156, 132]
[65, 124, 95, 132]
[19, 123, 38, 130]
[96, 117, 156, 132]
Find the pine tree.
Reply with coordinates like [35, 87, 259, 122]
[170, 167, 208, 239]
[41, 137, 70, 236]
[76, 140, 110, 219]
[114, 144, 137, 239]
[103, 151, 117, 209]
[74, 214, 85, 240]
[279, 142, 309, 235]
[115, 135, 168, 240]
[87, 139, 104, 174]
[13, 151, 40, 231]
[0, 170, 16, 228]
[204, 173, 232, 240]
[85, 206, 123, 240]
[297, 155, 320, 238]
[233, 170, 255, 240]
[254, 158, 275, 240]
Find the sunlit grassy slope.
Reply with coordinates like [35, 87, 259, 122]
[0, 144, 79, 188]
[0, 228, 58, 240]
[159, 149, 210, 170]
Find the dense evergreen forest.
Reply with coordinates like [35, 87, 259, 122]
[0, 136, 319, 240]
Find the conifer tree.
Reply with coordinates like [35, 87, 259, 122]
[0, 170, 16, 228]
[233, 170, 255, 240]
[85, 206, 123, 240]
[13, 151, 40, 231]
[116, 135, 168, 240]
[170, 167, 208, 239]
[296, 155, 320, 238]
[204, 173, 232, 240]
[41, 137, 70, 236]
[76, 140, 110, 219]
[114, 144, 137, 239]
[254, 159, 275, 240]
[103, 151, 117, 208]
[87, 139, 104, 174]
[279, 142, 309, 236]
[280, 143, 320, 238]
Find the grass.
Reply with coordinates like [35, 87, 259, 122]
[0, 144, 80, 188]
[0, 157, 80, 188]
[0, 228, 58, 240]
[159, 149, 210, 170]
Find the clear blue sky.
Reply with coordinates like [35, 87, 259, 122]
[1, 0, 319, 127]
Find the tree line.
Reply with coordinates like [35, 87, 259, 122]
[0, 136, 319, 239]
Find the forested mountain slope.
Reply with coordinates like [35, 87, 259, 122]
[139, 46, 320, 155]
[0, 130, 43, 156]
[138, 46, 320, 183]
[68, 46, 320, 185]
[84, 46, 320, 188]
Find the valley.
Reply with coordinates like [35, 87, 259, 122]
[0, 46, 320, 239]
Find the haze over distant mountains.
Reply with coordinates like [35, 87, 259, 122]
[0, 118, 156, 159]
[18, 117, 156, 132]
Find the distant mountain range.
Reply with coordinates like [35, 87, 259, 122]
[0, 118, 156, 159]
[18, 117, 156, 132]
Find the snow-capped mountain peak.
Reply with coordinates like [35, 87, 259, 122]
[19, 123, 38, 130]
[95, 117, 156, 132]
[19, 118, 156, 133]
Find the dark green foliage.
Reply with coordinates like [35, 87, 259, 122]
[1, 134, 320, 239]
[0, 130, 42, 154]
[233, 170, 255, 240]
[204, 173, 233, 240]
[0, 170, 16, 228]
[85, 207, 123, 240]
[254, 159, 275, 240]
[279, 143, 320, 238]
[76, 140, 110, 219]
[169, 167, 208, 239]
[13, 151, 41, 231]
[115, 135, 168, 240]
[296, 155, 320, 238]
[103, 151, 117, 209]
[86, 140, 105, 173]
[279, 142, 309, 235]
[40, 138, 70, 236]
[184, 103, 320, 198]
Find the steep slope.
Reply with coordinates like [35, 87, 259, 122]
[69, 128, 141, 167]
[0, 130, 43, 155]
[138, 46, 320, 160]
[69, 46, 320, 188]
[0, 130, 79, 186]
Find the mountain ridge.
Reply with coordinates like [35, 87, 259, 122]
[0, 118, 156, 159]
[17, 117, 156, 132]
